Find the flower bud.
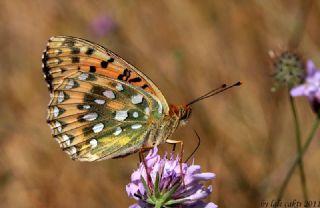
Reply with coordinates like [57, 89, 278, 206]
[270, 50, 305, 91]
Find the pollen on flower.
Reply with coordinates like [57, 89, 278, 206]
[126, 147, 217, 208]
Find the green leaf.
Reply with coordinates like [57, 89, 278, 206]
[165, 197, 188, 206]
[155, 172, 160, 198]
[161, 180, 182, 203]
[141, 176, 151, 197]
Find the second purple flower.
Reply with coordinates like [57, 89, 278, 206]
[291, 60, 320, 113]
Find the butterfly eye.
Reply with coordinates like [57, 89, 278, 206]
[180, 107, 192, 121]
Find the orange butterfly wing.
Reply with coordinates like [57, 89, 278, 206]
[42, 36, 169, 114]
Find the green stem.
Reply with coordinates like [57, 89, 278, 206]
[276, 116, 320, 200]
[155, 203, 162, 208]
[288, 94, 308, 200]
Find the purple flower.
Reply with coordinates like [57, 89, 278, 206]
[126, 147, 217, 208]
[89, 15, 116, 37]
[291, 60, 320, 113]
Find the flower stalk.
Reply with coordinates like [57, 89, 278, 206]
[277, 115, 320, 201]
[288, 93, 308, 200]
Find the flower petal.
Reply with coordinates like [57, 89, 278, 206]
[145, 147, 160, 167]
[307, 60, 316, 76]
[188, 201, 218, 208]
[290, 85, 305, 96]
[193, 173, 216, 180]
[129, 201, 152, 208]
[187, 165, 201, 175]
[129, 204, 142, 208]
[184, 185, 213, 202]
[126, 183, 140, 198]
[131, 170, 141, 181]
[204, 202, 218, 208]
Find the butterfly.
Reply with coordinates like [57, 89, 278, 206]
[42, 36, 240, 161]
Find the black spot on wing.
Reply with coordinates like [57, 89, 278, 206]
[86, 48, 95, 55]
[56, 57, 63, 64]
[52, 120, 67, 134]
[60, 134, 75, 146]
[72, 57, 80, 63]
[53, 106, 66, 117]
[128, 77, 142, 83]
[83, 125, 99, 136]
[86, 74, 97, 81]
[77, 104, 90, 110]
[70, 80, 80, 89]
[56, 49, 63, 55]
[58, 92, 70, 103]
[77, 115, 85, 122]
[118, 69, 131, 81]
[100, 57, 115, 68]
[90, 85, 106, 95]
[42, 51, 54, 92]
[61, 134, 74, 141]
[101, 61, 108, 68]
[141, 84, 148, 89]
[62, 39, 76, 47]
[71, 47, 80, 54]
[89, 66, 96, 73]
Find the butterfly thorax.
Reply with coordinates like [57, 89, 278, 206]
[145, 105, 192, 147]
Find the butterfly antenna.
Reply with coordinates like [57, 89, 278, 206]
[187, 84, 227, 106]
[185, 129, 201, 163]
[186, 81, 242, 106]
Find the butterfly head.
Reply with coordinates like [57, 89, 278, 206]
[180, 105, 192, 122]
[169, 105, 192, 125]
[168, 82, 242, 126]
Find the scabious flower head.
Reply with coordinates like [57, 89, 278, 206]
[291, 60, 320, 113]
[270, 50, 305, 91]
[126, 147, 217, 208]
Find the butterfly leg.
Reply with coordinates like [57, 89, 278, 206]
[172, 143, 177, 152]
[138, 146, 154, 187]
[166, 139, 185, 186]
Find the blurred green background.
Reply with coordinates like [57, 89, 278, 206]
[1, 0, 320, 207]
